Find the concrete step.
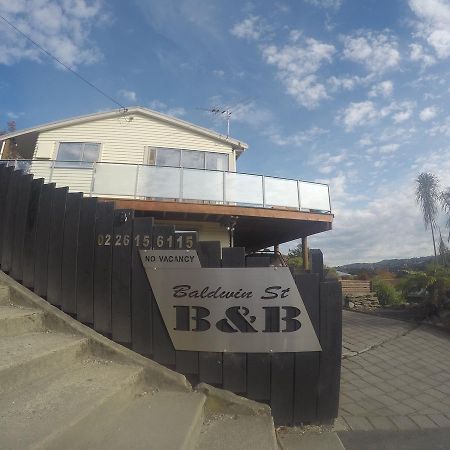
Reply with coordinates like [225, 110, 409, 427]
[0, 331, 88, 391]
[0, 305, 46, 336]
[196, 415, 278, 450]
[46, 391, 207, 450]
[0, 284, 10, 304]
[0, 358, 143, 450]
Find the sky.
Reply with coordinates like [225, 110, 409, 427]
[1, 0, 450, 266]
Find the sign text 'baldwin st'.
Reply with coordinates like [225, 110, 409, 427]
[140, 249, 321, 353]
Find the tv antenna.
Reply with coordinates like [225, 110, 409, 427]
[197, 106, 232, 137]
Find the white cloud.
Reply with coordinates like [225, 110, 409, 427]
[379, 143, 400, 154]
[212, 69, 225, 78]
[149, 100, 186, 117]
[340, 100, 416, 130]
[309, 150, 348, 174]
[409, 43, 436, 67]
[409, 0, 450, 59]
[419, 105, 439, 121]
[267, 126, 328, 146]
[230, 15, 267, 41]
[118, 89, 137, 103]
[340, 101, 379, 130]
[368, 80, 394, 98]
[0, 0, 106, 67]
[262, 38, 335, 108]
[304, 0, 342, 9]
[5, 111, 23, 120]
[327, 75, 366, 92]
[429, 116, 450, 137]
[342, 31, 400, 74]
[392, 101, 415, 123]
[228, 101, 273, 127]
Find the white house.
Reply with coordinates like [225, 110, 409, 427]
[0, 107, 332, 251]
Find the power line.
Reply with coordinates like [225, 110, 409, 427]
[0, 13, 127, 111]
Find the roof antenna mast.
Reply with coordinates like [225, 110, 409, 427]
[198, 106, 232, 137]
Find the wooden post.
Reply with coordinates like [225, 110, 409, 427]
[302, 237, 309, 271]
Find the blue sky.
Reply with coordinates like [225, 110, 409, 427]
[2, 0, 450, 265]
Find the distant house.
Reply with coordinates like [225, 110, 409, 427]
[0, 107, 333, 252]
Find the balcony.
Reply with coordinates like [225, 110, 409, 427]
[2, 160, 331, 214]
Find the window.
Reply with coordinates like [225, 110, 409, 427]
[206, 152, 228, 171]
[146, 147, 229, 171]
[155, 148, 181, 167]
[182, 150, 205, 169]
[56, 142, 100, 167]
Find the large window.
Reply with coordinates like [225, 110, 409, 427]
[146, 147, 229, 171]
[56, 142, 100, 167]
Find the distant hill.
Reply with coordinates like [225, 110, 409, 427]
[335, 255, 434, 275]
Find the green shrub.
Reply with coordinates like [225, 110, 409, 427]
[372, 278, 403, 306]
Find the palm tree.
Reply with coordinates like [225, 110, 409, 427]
[440, 187, 450, 242]
[416, 172, 440, 265]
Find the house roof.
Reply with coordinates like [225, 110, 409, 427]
[0, 106, 249, 152]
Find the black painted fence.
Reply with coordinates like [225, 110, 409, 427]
[0, 165, 342, 426]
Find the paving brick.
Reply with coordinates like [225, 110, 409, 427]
[372, 407, 397, 417]
[428, 414, 450, 427]
[403, 397, 427, 410]
[376, 394, 400, 407]
[344, 416, 374, 431]
[390, 415, 420, 431]
[332, 417, 348, 432]
[388, 402, 416, 415]
[340, 403, 368, 416]
[410, 414, 439, 429]
[367, 416, 398, 431]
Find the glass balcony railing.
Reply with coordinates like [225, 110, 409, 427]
[0, 160, 332, 213]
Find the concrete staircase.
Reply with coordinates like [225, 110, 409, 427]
[0, 273, 278, 450]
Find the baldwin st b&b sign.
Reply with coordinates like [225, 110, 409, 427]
[140, 250, 321, 353]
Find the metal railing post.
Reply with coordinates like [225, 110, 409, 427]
[134, 164, 140, 199]
[262, 175, 266, 208]
[297, 181, 302, 211]
[89, 162, 97, 196]
[223, 171, 226, 204]
[179, 167, 184, 201]
[49, 160, 55, 183]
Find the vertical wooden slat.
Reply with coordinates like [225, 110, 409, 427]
[198, 241, 223, 385]
[222, 247, 247, 393]
[294, 273, 320, 424]
[93, 201, 114, 333]
[111, 209, 133, 344]
[61, 192, 82, 314]
[0, 166, 13, 260]
[76, 197, 98, 323]
[246, 252, 271, 401]
[246, 256, 271, 267]
[22, 178, 44, 289]
[310, 249, 324, 281]
[10, 173, 33, 280]
[1, 170, 22, 272]
[151, 224, 176, 365]
[271, 353, 295, 426]
[317, 281, 342, 423]
[47, 187, 68, 306]
[175, 231, 200, 375]
[131, 216, 154, 355]
[34, 183, 56, 297]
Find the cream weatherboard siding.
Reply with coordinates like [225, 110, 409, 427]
[33, 113, 236, 169]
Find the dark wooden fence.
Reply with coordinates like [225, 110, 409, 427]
[0, 165, 342, 426]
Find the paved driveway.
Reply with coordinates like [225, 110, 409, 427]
[338, 310, 450, 432]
